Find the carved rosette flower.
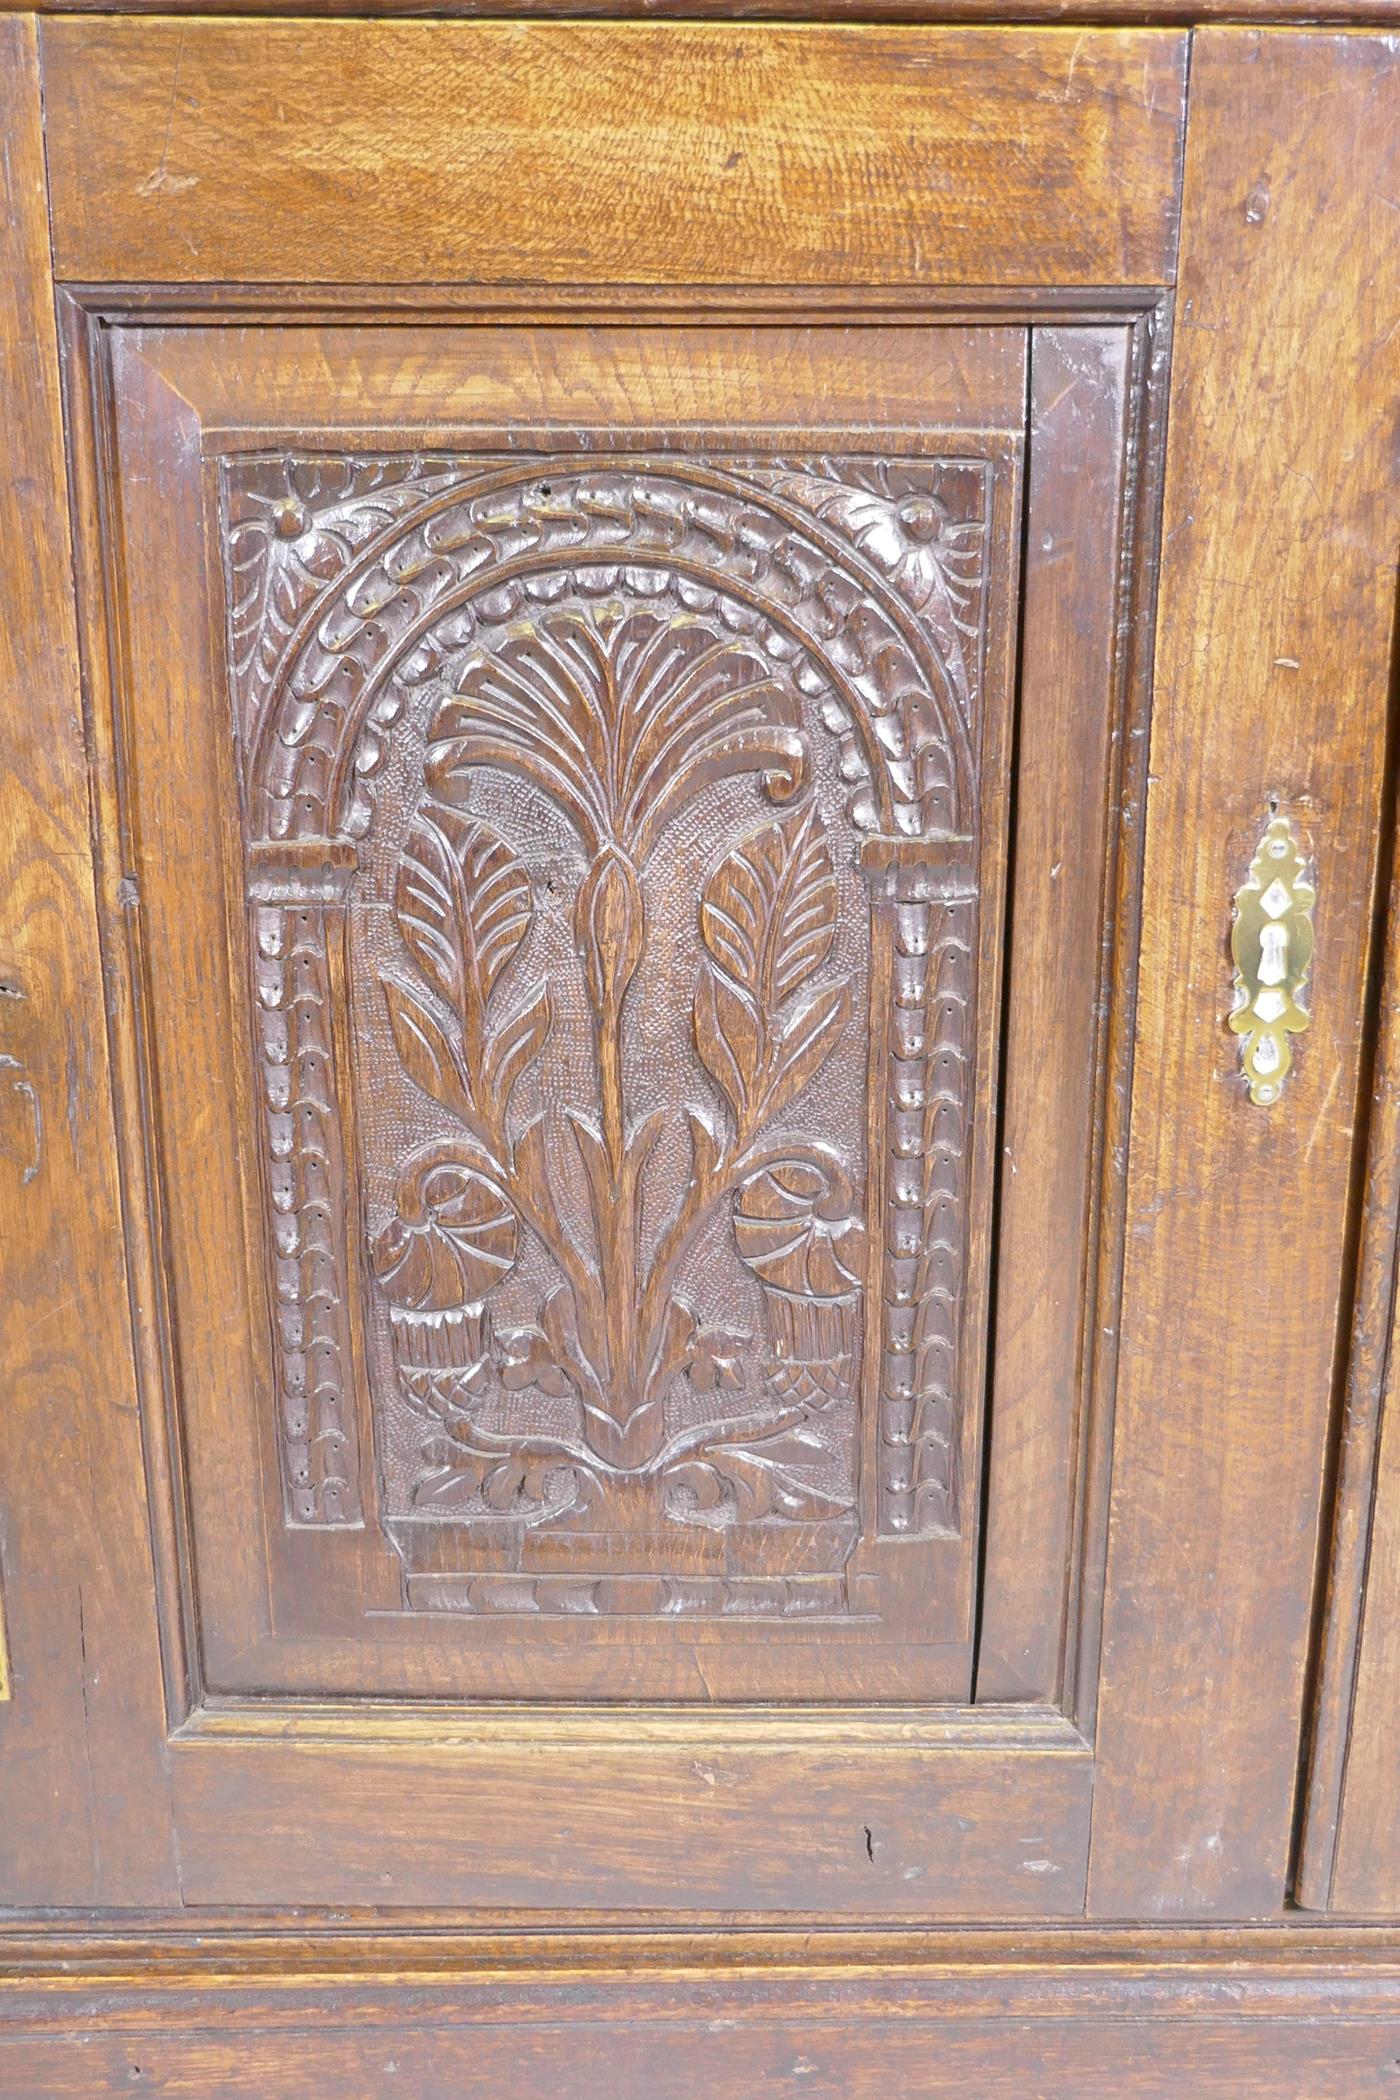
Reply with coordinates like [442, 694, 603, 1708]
[733, 1154, 867, 1409]
[373, 1148, 519, 1420]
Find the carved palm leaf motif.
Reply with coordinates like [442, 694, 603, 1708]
[425, 605, 809, 864]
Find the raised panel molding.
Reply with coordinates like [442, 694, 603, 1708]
[223, 449, 1003, 1615]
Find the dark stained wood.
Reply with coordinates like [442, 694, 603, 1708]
[1, 1930, 1400, 2099]
[7, 2, 1400, 2070]
[1088, 26, 1400, 1917]
[39, 23, 1187, 290]
[0, 14, 175, 1907]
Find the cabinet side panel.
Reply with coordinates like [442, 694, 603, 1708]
[1089, 27, 1400, 1916]
[0, 17, 176, 1904]
[1332, 1365, 1400, 1909]
[1297, 828, 1400, 1910]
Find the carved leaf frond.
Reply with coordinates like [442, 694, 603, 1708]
[395, 807, 532, 1025]
[762, 980, 854, 1126]
[693, 962, 762, 1122]
[700, 800, 838, 1018]
[382, 975, 475, 1126]
[484, 981, 552, 1115]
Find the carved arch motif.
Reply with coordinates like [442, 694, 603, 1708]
[233, 456, 981, 844]
[224, 452, 990, 1598]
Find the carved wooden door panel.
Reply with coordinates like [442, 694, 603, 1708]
[84, 311, 1140, 1906]
[115, 325, 1029, 1715]
[17, 17, 1235, 1919]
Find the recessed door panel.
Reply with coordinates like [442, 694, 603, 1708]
[108, 324, 1034, 1703]
[69, 289, 1152, 1908]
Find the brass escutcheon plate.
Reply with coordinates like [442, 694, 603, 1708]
[1229, 813, 1315, 1106]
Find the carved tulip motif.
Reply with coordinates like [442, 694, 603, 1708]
[372, 1147, 518, 1420]
[376, 599, 862, 1520]
[733, 1154, 867, 1409]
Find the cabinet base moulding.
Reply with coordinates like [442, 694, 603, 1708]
[0, 1930, 1399, 2098]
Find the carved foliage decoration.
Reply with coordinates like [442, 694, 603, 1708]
[374, 602, 860, 1530]
[229, 455, 981, 846]
[222, 451, 994, 1602]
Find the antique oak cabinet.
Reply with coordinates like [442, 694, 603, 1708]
[1, 5, 1399, 2094]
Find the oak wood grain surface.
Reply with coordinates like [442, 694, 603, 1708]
[166, 1718, 1091, 1912]
[0, 13, 177, 1909]
[4, 6, 1400, 2084]
[1087, 25, 1400, 1916]
[40, 22, 1188, 289]
[1, 1931, 1400, 2098]
[9, 0, 1400, 18]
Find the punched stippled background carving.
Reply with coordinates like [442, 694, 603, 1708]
[223, 451, 992, 1616]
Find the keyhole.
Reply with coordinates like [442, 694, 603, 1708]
[1258, 921, 1289, 986]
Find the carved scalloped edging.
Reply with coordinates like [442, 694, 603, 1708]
[878, 889, 973, 1536]
[233, 455, 984, 847]
[252, 901, 359, 1523]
